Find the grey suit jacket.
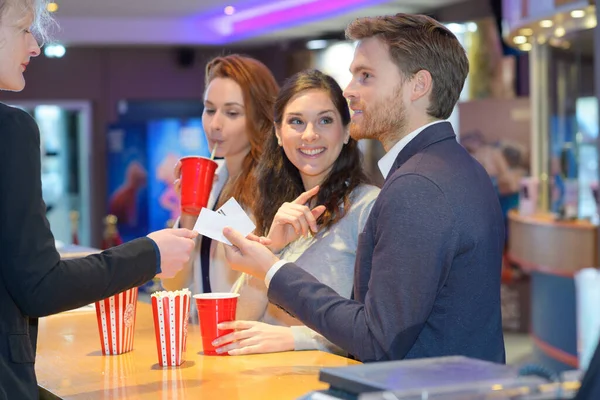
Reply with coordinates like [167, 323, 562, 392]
[268, 122, 506, 363]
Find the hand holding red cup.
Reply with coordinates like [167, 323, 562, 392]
[193, 293, 240, 356]
[177, 156, 218, 216]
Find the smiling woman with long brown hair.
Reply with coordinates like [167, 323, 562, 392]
[212, 69, 380, 356]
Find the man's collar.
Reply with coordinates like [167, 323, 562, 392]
[377, 120, 447, 179]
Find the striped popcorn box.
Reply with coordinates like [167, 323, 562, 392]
[151, 289, 191, 367]
[95, 287, 138, 355]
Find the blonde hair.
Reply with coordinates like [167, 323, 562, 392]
[0, 0, 56, 45]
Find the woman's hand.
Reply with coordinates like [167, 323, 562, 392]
[266, 186, 326, 253]
[173, 159, 199, 228]
[212, 321, 295, 356]
[173, 160, 182, 197]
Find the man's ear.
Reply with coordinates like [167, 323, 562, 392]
[410, 69, 433, 102]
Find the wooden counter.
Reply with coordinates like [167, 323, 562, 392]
[507, 210, 599, 371]
[507, 210, 598, 276]
[36, 303, 359, 399]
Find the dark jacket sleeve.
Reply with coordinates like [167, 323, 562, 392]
[268, 173, 457, 362]
[0, 106, 157, 318]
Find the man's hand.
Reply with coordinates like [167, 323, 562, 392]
[222, 227, 279, 281]
[147, 228, 198, 278]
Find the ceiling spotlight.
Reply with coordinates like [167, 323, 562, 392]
[306, 39, 328, 50]
[584, 15, 597, 29]
[519, 28, 533, 36]
[44, 44, 66, 58]
[446, 23, 466, 34]
[570, 10, 585, 18]
[555, 27, 566, 37]
[540, 19, 554, 28]
[47, 2, 58, 13]
[513, 35, 527, 45]
[519, 43, 532, 52]
[224, 6, 235, 15]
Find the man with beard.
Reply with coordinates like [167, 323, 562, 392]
[220, 13, 506, 363]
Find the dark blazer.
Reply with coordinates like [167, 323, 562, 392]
[268, 122, 506, 363]
[0, 103, 158, 399]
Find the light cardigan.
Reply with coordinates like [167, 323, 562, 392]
[235, 184, 380, 354]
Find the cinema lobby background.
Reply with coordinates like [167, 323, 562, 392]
[1, 0, 600, 398]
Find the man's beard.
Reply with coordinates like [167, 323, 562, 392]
[349, 88, 407, 145]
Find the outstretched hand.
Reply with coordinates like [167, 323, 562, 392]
[222, 227, 280, 281]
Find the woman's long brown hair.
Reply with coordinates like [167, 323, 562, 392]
[254, 69, 369, 236]
[204, 55, 279, 210]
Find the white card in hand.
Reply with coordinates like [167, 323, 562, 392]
[216, 198, 256, 235]
[193, 198, 255, 245]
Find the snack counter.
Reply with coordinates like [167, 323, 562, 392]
[507, 210, 599, 371]
[35, 302, 359, 399]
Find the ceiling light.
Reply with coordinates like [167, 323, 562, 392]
[224, 6, 235, 15]
[467, 22, 477, 32]
[446, 23, 466, 34]
[519, 43, 532, 52]
[570, 10, 585, 18]
[44, 44, 66, 58]
[540, 20, 554, 28]
[513, 35, 527, 44]
[520, 28, 533, 36]
[306, 39, 328, 50]
[555, 27, 566, 37]
[584, 15, 597, 29]
[47, 2, 58, 13]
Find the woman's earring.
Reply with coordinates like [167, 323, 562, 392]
[344, 137, 349, 145]
[277, 138, 282, 146]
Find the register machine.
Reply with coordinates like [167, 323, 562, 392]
[300, 341, 600, 400]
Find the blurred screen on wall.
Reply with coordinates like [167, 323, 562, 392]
[147, 119, 210, 232]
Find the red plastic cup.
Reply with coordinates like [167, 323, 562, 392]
[180, 156, 218, 215]
[194, 293, 240, 356]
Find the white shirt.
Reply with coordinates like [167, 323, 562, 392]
[377, 120, 447, 179]
[264, 120, 448, 288]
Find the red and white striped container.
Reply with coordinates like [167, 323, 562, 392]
[95, 287, 138, 355]
[151, 289, 191, 367]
